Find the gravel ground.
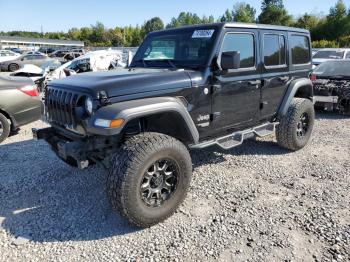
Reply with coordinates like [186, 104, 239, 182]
[0, 112, 349, 262]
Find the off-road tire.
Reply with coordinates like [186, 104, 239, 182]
[0, 113, 11, 144]
[107, 132, 192, 227]
[8, 63, 19, 72]
[276, 98, 315, 151]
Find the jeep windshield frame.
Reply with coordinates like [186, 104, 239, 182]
[130, 25, 221, 70]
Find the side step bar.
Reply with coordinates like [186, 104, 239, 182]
[190, 122, 279, 150]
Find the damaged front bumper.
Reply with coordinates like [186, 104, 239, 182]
[33, 127, 120, 169]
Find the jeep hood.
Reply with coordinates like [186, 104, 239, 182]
[48, 68, 192, 98]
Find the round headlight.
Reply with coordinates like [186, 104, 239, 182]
[85, 97, 93, 115]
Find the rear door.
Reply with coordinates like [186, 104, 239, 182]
[211, 29, 262, 133]
[260, 30, 290, 121]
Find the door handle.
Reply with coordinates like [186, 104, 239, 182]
[248, 80, 261, 86]
[278, 76, 289, 82]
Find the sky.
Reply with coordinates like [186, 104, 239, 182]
[0, 0, 347, 32]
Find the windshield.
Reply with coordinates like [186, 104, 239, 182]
[313, 50, 345, 59]
[130, 27, 218, 69]
[40, 60, 61, 70]
[67, 58, 90, 71]
[314, 61, 350, 77]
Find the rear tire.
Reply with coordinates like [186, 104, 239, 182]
[8, 63, 19, 72]
[276, 98, 315, 151]
[0, 113, 11, 144]
[107, 132, 192, 227]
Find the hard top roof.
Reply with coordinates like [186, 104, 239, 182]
[153, 22, 309, 34]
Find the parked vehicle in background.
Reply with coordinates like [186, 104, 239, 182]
[0, 76, 42, 143]
[43, 49, 123, 84]
[5, 47, 23, 54]
[34, 23, 314, 227]
[312, 48, 350, 67]
[49, 50, 69, 58]
[0, 53, 55, 72]
[311, 60, 350, 115]
[0, 50, 20, 63]
[38, 47, 56, 55]
[25, 51, 46, 56]
[58, 52, 82, 63]
[70, 48, 85, 55]
[11, 50, 123, 92]
[10, 60, 62, 91]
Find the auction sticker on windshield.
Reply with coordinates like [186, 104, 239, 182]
[192, 30, 215, 38]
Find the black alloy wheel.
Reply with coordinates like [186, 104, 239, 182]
[140, 158, 179, 208]
[296, 112, 310, 138]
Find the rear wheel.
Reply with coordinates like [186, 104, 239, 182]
[8, 63, 19, 72]
[276, 98, 315, 151]
[107, 132, 192, 227]
[0, 113, 11, 144]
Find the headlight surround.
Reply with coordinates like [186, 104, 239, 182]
[85, 97, 93, 115]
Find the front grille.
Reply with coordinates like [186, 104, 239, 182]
[45, 87, 84, 127]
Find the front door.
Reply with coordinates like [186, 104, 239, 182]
[211, 30, 261, 134]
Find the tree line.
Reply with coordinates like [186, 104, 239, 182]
[1, 0, 350, 48]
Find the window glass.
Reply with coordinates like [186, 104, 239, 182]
[144, 39, 176, 60]
[314, 61, 350, 77]
[23, 55, 32, 60]
[263, 34, 286, 67]
[222, 33, 255, 68]
[291, 35, 310, 65]
[345, 52, 350, 59]
[131, 28, 217, 69]
[313, 50, 345, 59]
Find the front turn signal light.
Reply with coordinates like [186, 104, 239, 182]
[94, 118, 125, 128]
[109, 119, 125, 128]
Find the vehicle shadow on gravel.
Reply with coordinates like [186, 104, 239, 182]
[0, 140, 139, 243]
[191, 139, 290, 168]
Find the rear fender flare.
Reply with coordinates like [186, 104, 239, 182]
[278, 78, 313, 117]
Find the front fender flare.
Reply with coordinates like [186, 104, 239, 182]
[86, 97, 199, 143]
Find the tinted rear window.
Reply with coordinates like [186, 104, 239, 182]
[291, 35, 310, 65]
[221, 33, 255, 68]
[263, 34, 286, 67]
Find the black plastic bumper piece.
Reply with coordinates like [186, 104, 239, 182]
[32, 127, 53, 141]
[32, 127, 90, 169]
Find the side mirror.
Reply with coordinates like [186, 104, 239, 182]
[221, 51, 240, 70]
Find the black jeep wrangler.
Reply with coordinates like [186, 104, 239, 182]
[33, 23, 315, 227]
